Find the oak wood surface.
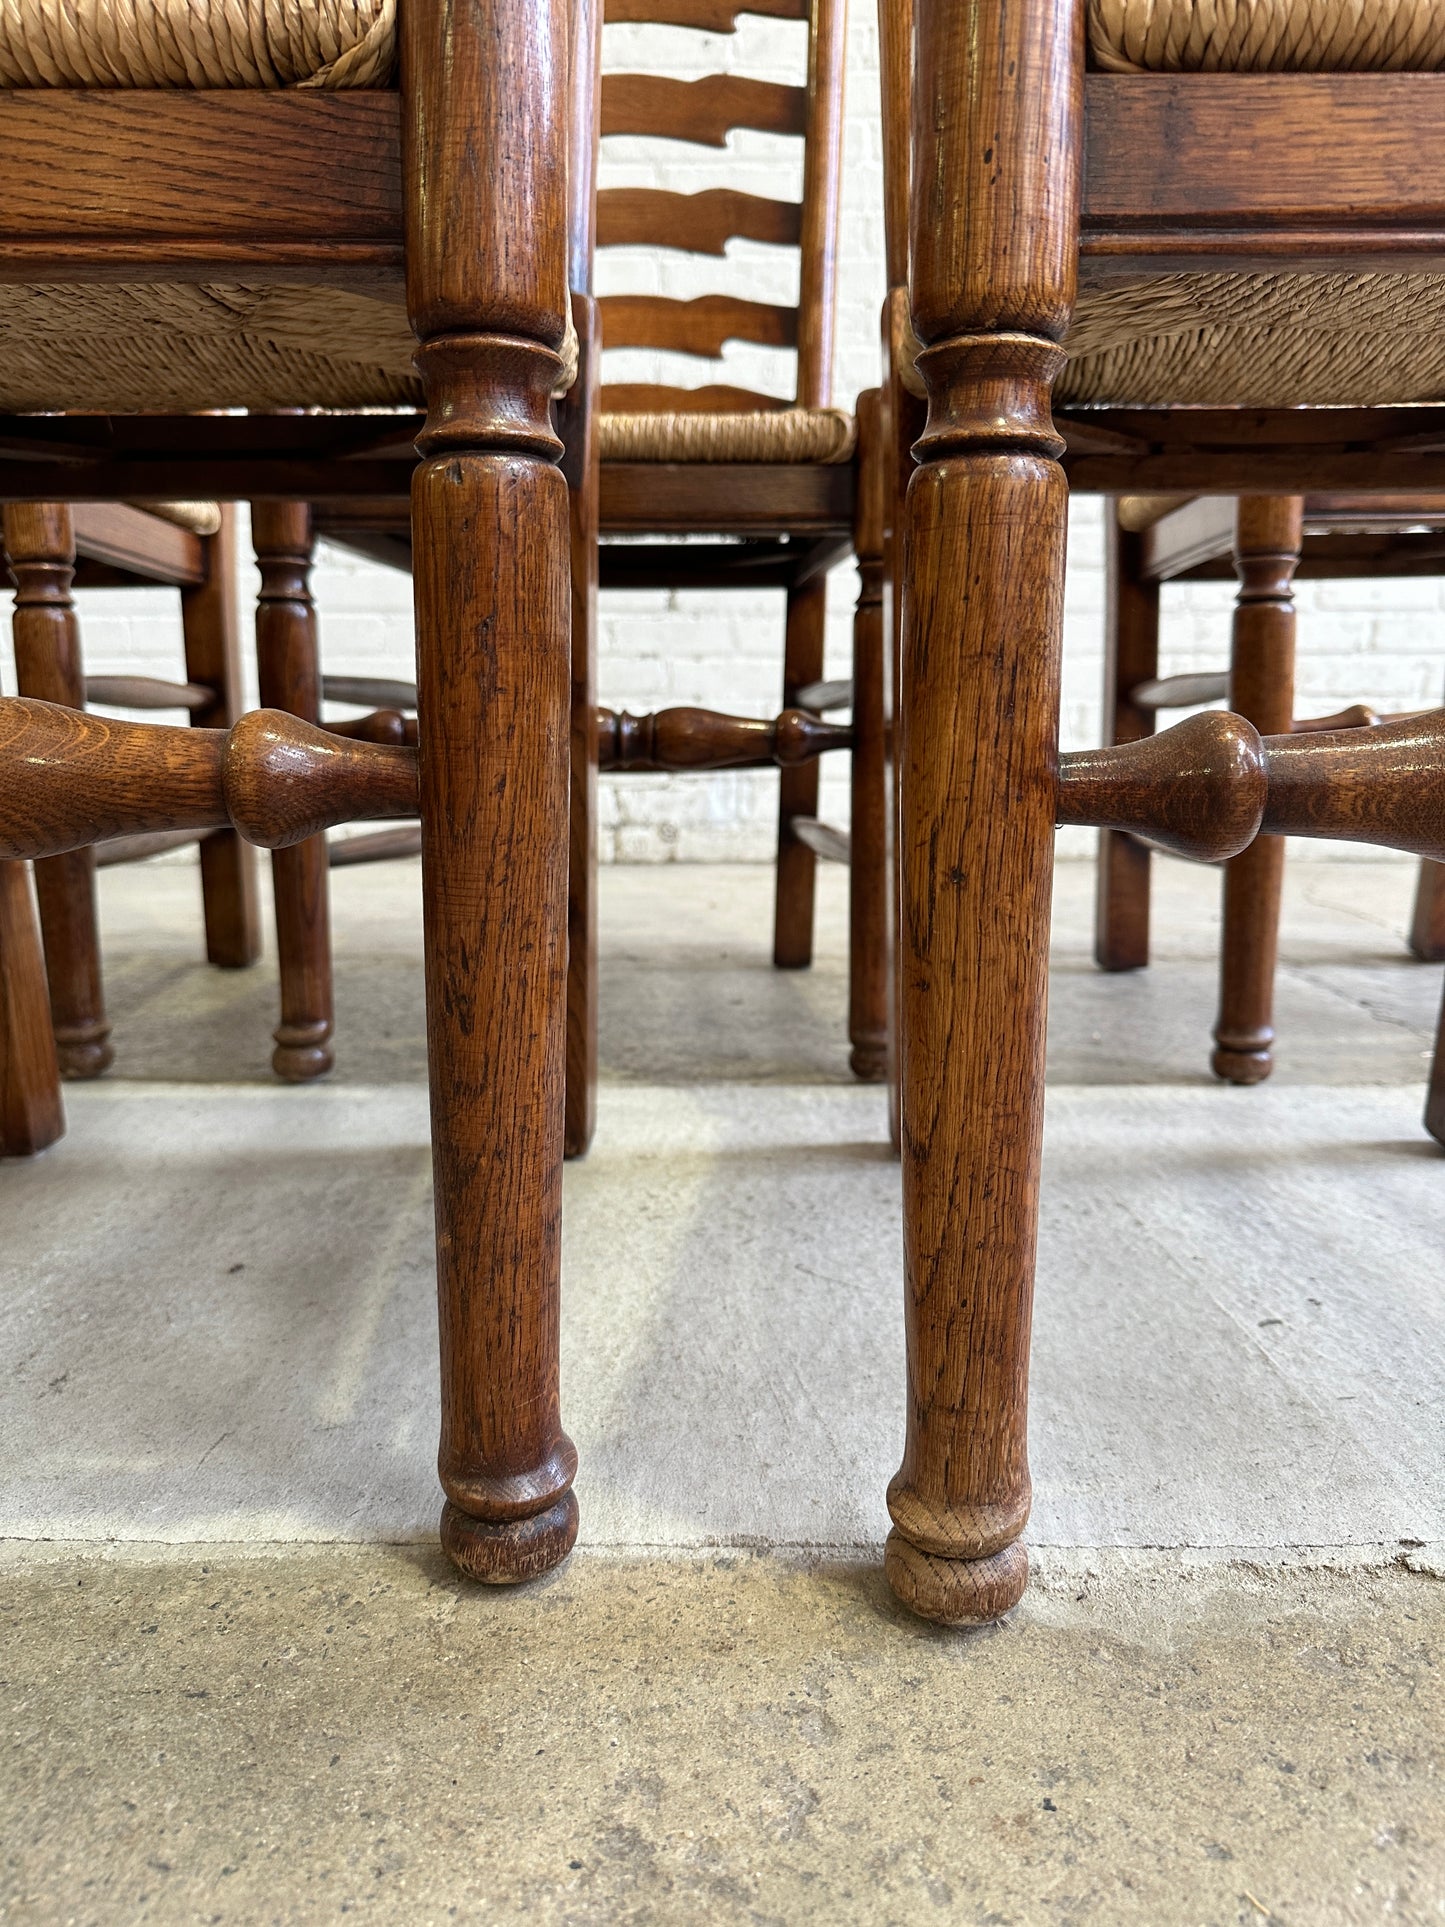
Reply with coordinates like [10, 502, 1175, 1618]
[3, 503, 113, 1080]
[0, 862, 64, 1158]
[1213, 497, 1303, 1086]
[183, 507, 262, 971]
[597, 703, 849, 769]
[598, 292, 797, 355]
[70, 504, 206, 587]
[600, 71, 806, 143]
[1094, 511, 1159, 971]
[597, 187, 801, 254]
[253, 502, 333, 1081]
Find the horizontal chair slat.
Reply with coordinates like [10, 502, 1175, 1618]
[601, 73, 807, 145]
[605, 0, 806, 25]
[598, 187, 801, 254]
[599, 293, 797, 355]
[85, 675, 213, 712]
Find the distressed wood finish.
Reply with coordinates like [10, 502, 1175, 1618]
[886, 0, 1083, 1629]
[0, 862, 64, 1157]
[253, 502, 333, 1082]
[3, 504, 113, 1080]
[1213, 497, 1304, 1085]
[1095, 508, 1160, 973]
[183, 506, 262, 973]
[402, 0, 578, 1584]
[847, 388, 888, 1081]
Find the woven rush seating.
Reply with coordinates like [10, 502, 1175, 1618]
[595, 404, 855, 465]
[1089, 0, 1445, 74]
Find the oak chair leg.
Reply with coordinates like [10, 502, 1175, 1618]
[3, 503, 112, 1079]
[848, 387, 888, 1081]
[403, 0, 577, 1584]
[885, 0, 1081, 1627]
[1095, 507, 1159, 971]
[183, 505, 261, 970]
[0, 861, 64, 1156]
[1408, 861, 1445, 962]
[563, 295, 599, 1159]
[1425, 976, 1445, 1147]
[1211, 496, 1304, 1085]
[773, 574, 828, 968]
[252, 502, 334, 1082]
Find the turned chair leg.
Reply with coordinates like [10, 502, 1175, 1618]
[1408, 861, 1445, 962]
[774, 575, 828, 968]
[404, 0, 577, 1584]
[1095, 506, 1159, 971]
[252, 503, 334, 1081]
[3, 504, 112, 1079]
[848, 388, 888, 1081]
[1211, 497, 1304, 1084]
[563, 294, 600, 1159]
[183, 505, 261, 969]
[0, 861, 64, 1156]
[885, 0, 1079, 1626]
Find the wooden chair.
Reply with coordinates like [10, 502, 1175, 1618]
[1098, 491, 1445, 1099]
[0, 0, 596, 1589]
[2, 501, 259, 1076]
[593, 0, 863, 980]
[887, 0, 1445, 1628]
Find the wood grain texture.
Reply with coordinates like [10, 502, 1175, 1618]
[184, 507, 262, 972]
[562, 297, 600, 1162]
[70, 504, 205, 587]
[1212, 497, 1303, 1086]
[404, 0, 577, 1591]
[3, 503, 113, 1080]
[1082, 74, 1445, 272]
[0, 862, 64, 1158]
[598, 293, 797, 355]
[597, 187, 801, 254]
[1094, 509, 1159, 972]
[0, 92, 402, 262]
[887, 0, 1084, 1630]
[0, 700, 417, 859]
[1060, 712, 1266, 861]
[847, 387, 888, 1082]
[601, 72, 807, 143]
[253, 502, 333, 1082]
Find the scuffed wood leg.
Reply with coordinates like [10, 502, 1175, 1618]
[184, 506, 261, 970]
[3, 504, 112, 1079]
[848, 388, 888, 1081]
[0, 861, 64, 1156]
[1212, 497, 1303, 1084]
[885, 0, 1081, 1626]
[403, 0, 577, 1583]
[1095, 507, 1158, 971]
[253, 502, 334, 1081]
[774, 574, 827, 968]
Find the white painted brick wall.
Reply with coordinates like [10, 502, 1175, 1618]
[7, 0, 1439, 863]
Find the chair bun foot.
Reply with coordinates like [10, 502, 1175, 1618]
[883, 1531, 1029, 1627]
[56, 1028, 113, 1080]
[1211, 1037, 1273, 1084]
[440, 1493, 579, 1586]
[271, 1022, 333, 1082]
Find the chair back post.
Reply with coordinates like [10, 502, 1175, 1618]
[877, 0, 911, 294]
[794, 0, 846, 406]
[400, 0, 581, 1587]
[886, 0, 1084, 1628]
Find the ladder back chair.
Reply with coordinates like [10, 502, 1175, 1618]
[594, 0, 860, 978]
[888, 0, 1445, 1627]
[0, 0, 594, 1589]
[1098, 490, 1445, 1107]
[2, 501, 259, 1076]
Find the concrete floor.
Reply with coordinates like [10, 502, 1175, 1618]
[3, 855, 1444, 1922]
